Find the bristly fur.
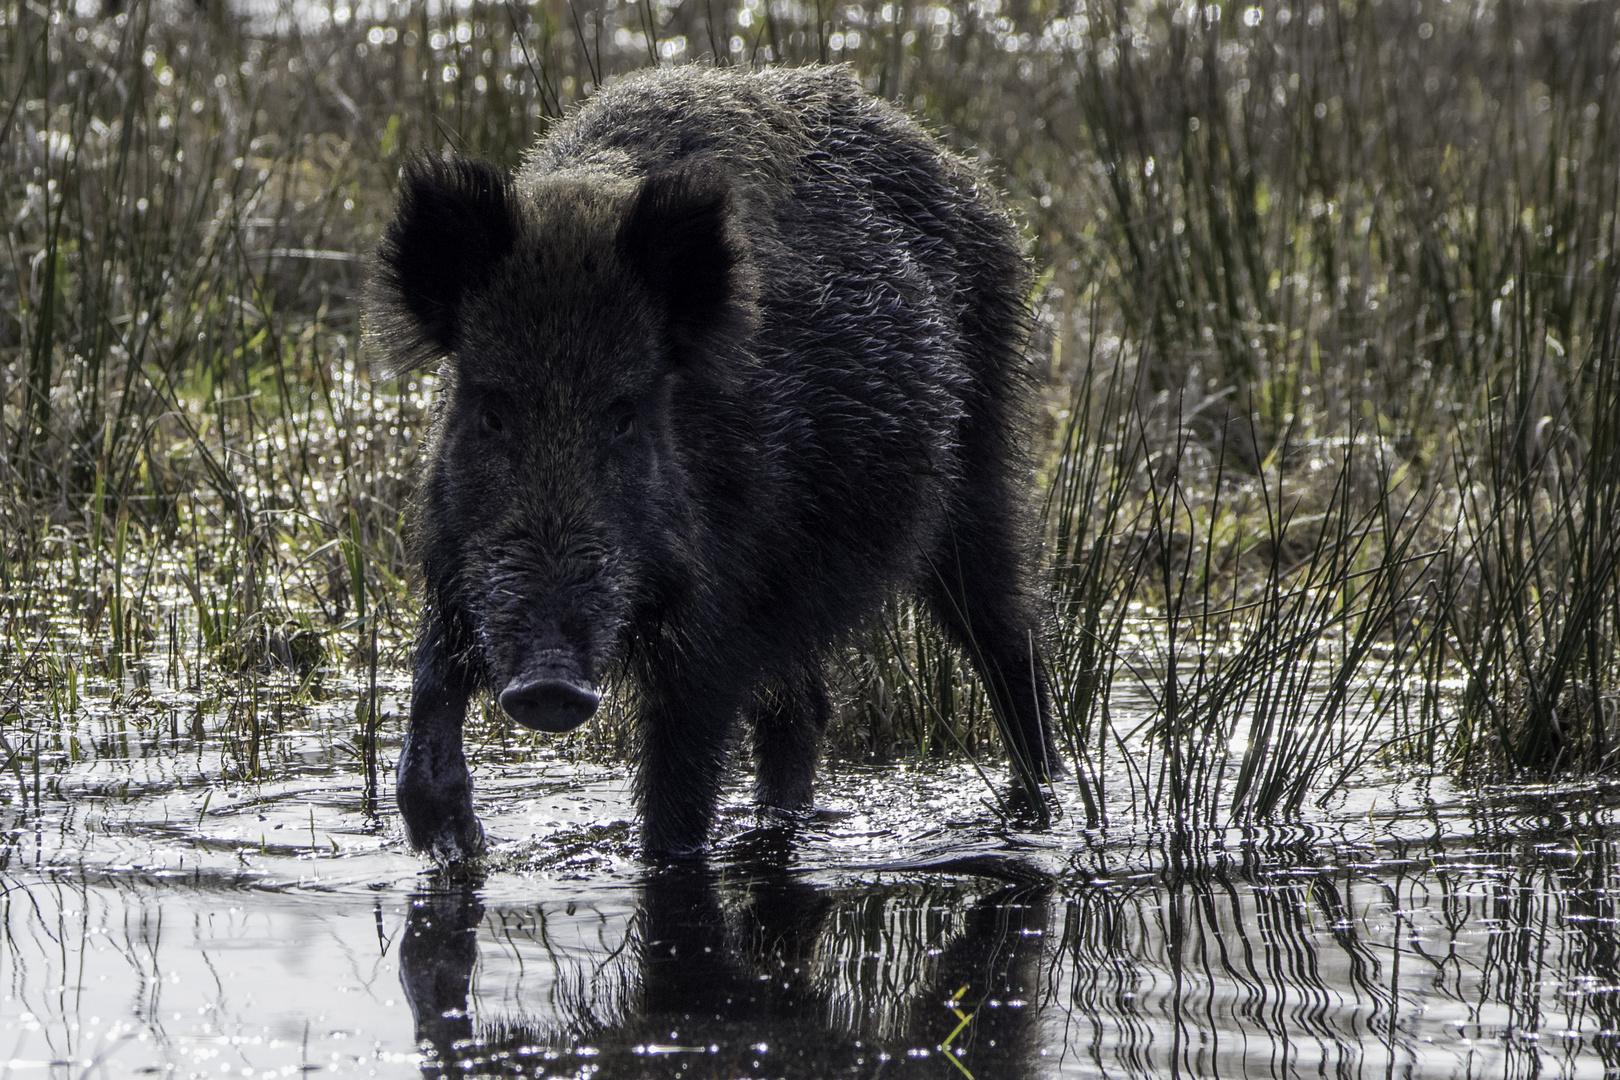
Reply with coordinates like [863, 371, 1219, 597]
[618, 159, 760, 368]
[372, 65, 1056, 860]
[369, 155, 521, 374]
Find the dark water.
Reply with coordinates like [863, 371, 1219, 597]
[5, 682, 1620, 1078]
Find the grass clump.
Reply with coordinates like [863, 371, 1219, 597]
[1018, 0, 1620, 814]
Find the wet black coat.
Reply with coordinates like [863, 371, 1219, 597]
[369, 65, 1056, 859]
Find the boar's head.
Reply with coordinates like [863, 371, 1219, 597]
[370, 154, 755, 733]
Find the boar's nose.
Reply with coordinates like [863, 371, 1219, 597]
[499, 676, 601, 733]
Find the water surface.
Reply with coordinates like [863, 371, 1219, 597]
[5, 689, 1620, 1078]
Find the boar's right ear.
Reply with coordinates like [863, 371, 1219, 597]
[618, 160, 757, 365]
[368, 154, 518, 373]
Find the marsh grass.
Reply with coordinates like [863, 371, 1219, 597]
[3, 0, 1619, 831]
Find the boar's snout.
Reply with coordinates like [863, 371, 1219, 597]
[499, 671, 601, 733]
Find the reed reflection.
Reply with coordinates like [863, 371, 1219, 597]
[399, 837, 1051, 1077]
[1049, 828, 1620, 1079]
[397, 825, 1620, 1078]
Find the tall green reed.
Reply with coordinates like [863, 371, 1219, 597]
[1041, 0, 1620, 797]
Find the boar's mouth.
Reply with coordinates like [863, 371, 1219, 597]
[499, 656, 601, 733]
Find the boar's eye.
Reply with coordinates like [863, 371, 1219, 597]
[480, 410, 504, 435]
[609, 404, 636, 444]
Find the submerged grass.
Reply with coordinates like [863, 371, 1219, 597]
[3, 0, 1619, 830]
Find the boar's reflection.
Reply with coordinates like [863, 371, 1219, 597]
[400, 848, 1050, 1078]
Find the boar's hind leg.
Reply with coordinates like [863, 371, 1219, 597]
[925, 524, 1059, 796]
[396, 622, 483, 863]
[749, 666, 830, 813]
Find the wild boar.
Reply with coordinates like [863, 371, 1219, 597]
[368, 65, 1057, 860]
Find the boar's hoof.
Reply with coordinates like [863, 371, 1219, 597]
[424, 819, 487, 869]
[499, 676, 601, 733]
[397, 753, 485, 865]
[399, 795, 486, 866]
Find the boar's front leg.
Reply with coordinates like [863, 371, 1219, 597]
[636, 671, 742, 857]
[396, 618, 484, 863]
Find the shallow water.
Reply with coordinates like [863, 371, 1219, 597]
[6, 686, 1620, 1079]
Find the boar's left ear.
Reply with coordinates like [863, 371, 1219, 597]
[368, 154, 519, 374]
[618, 159, 757, 363]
